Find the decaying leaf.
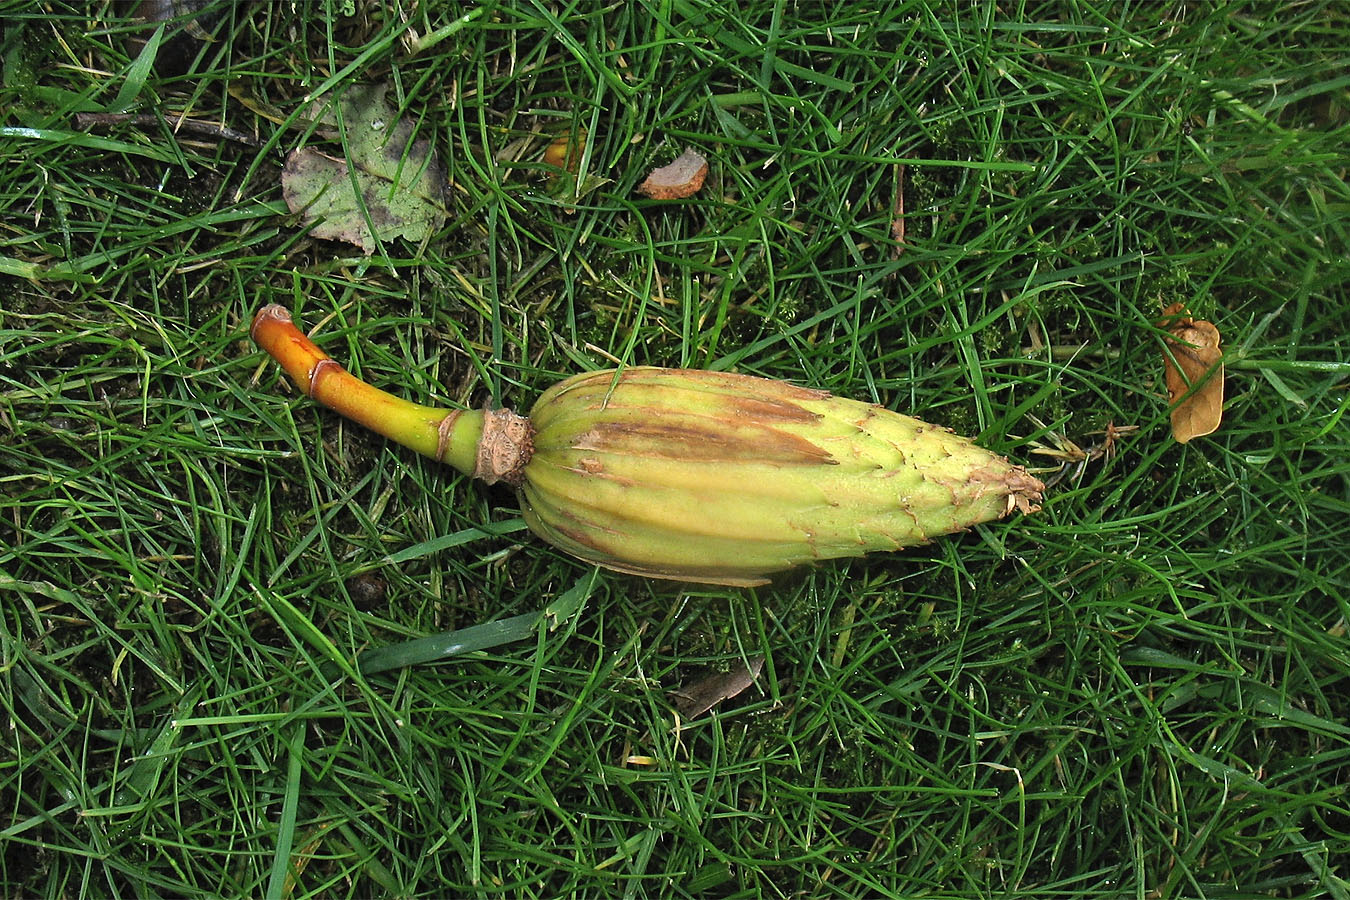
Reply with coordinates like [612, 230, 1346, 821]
[638, 148, 709, 199]
[670, 655, 765, 719]
[281, 83, 448, 254]
[1159, 302, 1224, 443]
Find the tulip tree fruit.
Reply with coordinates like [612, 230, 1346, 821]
[251, 305, 1043, 586]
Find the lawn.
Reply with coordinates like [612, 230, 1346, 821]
[2, 1, 1349, 897]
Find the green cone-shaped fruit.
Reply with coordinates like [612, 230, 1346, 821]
[252, 306, 1043, 587]
[518, 369, 1042, 588]
[518, 368, 1042, 585]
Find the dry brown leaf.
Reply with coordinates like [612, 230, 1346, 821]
[670, 655, 764, 718]
[638, 148, 709, 199]
[1159, 302, 1224, 443]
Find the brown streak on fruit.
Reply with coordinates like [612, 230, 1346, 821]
[888, 501, 924, 534]
[554, 516, 617, 543]
[574, 421, 833, 465]
[532, 510, 646, 570]
[722, 395, 825, 424]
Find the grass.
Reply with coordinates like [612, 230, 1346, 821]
[2, 0, 1349, 896]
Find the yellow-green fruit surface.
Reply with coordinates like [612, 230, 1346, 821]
[518, 368, 1042, 586]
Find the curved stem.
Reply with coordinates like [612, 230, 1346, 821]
[251, 305, 483, 477]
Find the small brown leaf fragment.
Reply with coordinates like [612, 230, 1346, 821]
[670, 655, 765, 718]
[638, 148, 709, 199]
[1159, 302, 1224, 443]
